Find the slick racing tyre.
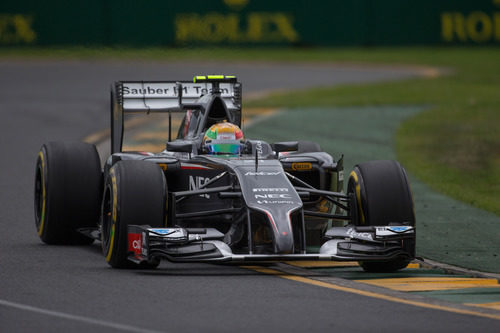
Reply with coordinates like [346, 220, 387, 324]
[347, 160, 415, 272]
[34, 141, 102, 245]
[101, 160, 167, 269]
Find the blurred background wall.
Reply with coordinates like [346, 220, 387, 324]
[1, 0, 499, 47]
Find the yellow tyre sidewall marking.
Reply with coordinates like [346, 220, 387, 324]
[37, 151, 47, 236]
[349, 170, 366, 224]
[105, 168, 118, 262]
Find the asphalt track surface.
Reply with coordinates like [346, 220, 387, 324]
[1, 60, 499, 332]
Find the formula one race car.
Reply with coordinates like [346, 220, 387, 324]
[34, 75, 416, 272]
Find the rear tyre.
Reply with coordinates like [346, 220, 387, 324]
[34, 142, 102, 245]
[101, 160, 167, 269]
[347, 160, 415, 272]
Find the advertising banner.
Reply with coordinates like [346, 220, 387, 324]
[1, 0, 498, 47]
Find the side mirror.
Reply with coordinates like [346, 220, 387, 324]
[166, 141, 193, 153]
[272, 141, 299, 157]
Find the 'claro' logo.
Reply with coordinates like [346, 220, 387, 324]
[175, 12, 299, 43]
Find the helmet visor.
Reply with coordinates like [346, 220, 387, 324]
[205, 139, 243, 155]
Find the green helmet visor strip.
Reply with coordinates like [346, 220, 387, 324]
[204, 139, 245, 155]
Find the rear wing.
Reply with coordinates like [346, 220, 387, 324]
[110, 78, 242, 153]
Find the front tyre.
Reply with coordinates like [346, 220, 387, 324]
[101, 160, 167, 269]
[35, 142, 101, 244]
[348, 160, 415, 272]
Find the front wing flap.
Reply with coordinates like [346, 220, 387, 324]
[320, 225, 415, 260]
[127, 225, 226, 263]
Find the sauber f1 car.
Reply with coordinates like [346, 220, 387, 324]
[34, 75, 416, 272]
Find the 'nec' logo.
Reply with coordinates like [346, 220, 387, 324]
[254, 194, 292, 199]
[189, 176, 210, 198]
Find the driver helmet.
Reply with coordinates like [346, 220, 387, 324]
[203, 122, 244, 155]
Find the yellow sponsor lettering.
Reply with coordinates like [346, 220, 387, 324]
[441, 12, 467, 42]
[441, 11, 499, 43]
[175, 13, 197, 42]
[494, 12, 500, 40]
[247, 13, 299, 42]
[292, 162, 312, 171]
[225, 14, 244, 42]
[467, 11, 492, 42]
[273, 13, 299, 42]
[246, 13, 263, 41]
[0, 14, 36, 44]
[175, 12, 299, 44]
[203, 13, 233, 42]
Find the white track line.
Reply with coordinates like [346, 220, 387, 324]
[0, 299, 163, 333]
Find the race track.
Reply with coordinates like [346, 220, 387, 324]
[1, 60, 498, 332]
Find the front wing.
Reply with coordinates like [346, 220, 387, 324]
[127, 225, 415, 264]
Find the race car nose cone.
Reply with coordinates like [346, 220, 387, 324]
[273, 228, 294, 254]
